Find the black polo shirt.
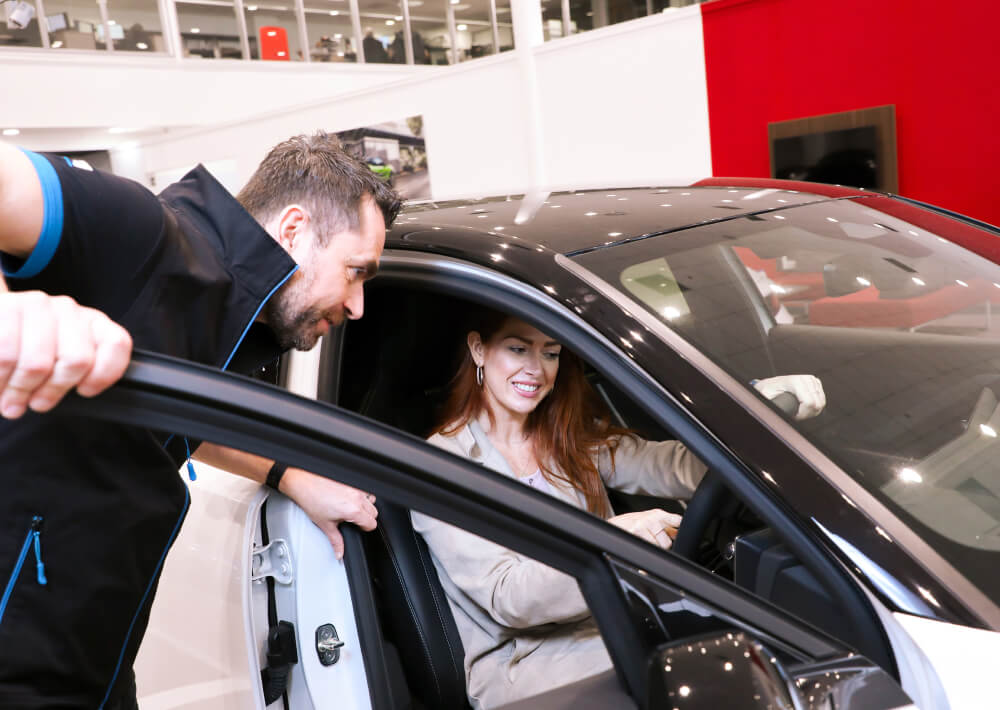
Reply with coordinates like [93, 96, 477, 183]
[0, 151, 297, 707]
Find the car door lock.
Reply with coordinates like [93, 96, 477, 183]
[316, 623, 345, 666]
[251, 539, 294, 585]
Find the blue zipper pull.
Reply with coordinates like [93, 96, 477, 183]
[31, 516, 47, 586]
[184, 437, 197, 482]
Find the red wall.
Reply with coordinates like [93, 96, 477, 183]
[701, 0, 1000, 226]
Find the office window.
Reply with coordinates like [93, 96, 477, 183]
[106, 0, 165, 51]
[409, 0, 453, 64]
[495, 0, 512, 52]
[244, 4, 302, 60]
[452, 0, 491, 60]
[1, 0, 43, 47]
[304, 4, 355, 62]
[176, 0, 243, 58]
[357, 0, 402, 64]
[41, 0, 100, 49]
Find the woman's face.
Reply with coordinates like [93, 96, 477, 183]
[468, 318, 562, 422]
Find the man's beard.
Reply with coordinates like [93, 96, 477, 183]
[264, 271, 333, 351]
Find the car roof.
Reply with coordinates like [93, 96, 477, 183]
[389, 181, 874, 256]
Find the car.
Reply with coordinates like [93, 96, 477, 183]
[110, 178, 1000, 709]
[365, 156, 394, 185]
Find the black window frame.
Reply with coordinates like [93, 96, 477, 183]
[316, 252, 894, 674]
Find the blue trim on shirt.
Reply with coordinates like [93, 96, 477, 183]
[221, 265, 299, 371]
[97, 486, 190, 710]
[2, 150, 64, 279]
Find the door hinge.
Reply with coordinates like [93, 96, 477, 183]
[252, 539, 293, 585]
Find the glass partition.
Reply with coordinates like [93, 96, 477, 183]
[0, 0, 43, 47]
[107, 0, 165, 51]
[176, 0, 243, 58]
[243, 3, 303, 59]
[356, 0, 403, 63]
[304, 4, 355, 61]
[449, 0, 490, 60]
[494, 0, 511, 52]
[41, 0, 101, 49]
[552, 0, 705, 39]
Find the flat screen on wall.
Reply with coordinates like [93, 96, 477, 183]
[769, 105, 897, 193]
[45, 12, 68, 32]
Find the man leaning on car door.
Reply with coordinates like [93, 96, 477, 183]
[0, 133, 399, 708]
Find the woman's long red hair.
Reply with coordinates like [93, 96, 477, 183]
[432, 312, 630, 518]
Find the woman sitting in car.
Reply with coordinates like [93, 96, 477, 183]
[411, 309, 824, 709]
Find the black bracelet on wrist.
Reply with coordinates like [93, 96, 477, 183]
[265, 461, 288, 491]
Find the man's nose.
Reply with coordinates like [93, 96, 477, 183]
[344, 288, 364, 321]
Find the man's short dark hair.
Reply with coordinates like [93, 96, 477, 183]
[237, 131, 402, 243]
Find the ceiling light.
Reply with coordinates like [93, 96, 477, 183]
[108, 19, 117, 25]
[912, 277, 925, 286]
[329, 9, 338, 14]
[191, 27, 201, 33]
[608, 232, 622, 237]
[394, 14, 402, 19]
[980, 424, 998, 438]
[660, 204, 671, 207]
[51, 40, 64, 48]
[584, 211, 597, 216]
[856, 276, 871, 287]
[247, 4, 257, 8]
[334, 32, 342, 37]
[136, 41, 148, 49]
[2, 128, 20, 136]
[899, 468, 922, 484]
[386, 19, 394, 24]
[457, 23, 467, 29]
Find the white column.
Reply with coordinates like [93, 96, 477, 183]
[158, 0, 183, 60]
[510, 0, 542, 48]
[591, 0, 607, 29]
[510, 0, 546, 192]
[560, 0, 570, 37]
[401, 0, 414, 64]
[97, 0, 114, 52]
[35, 0, 51, 48]
[294, 0, 309, 61]
[445, 2, 458, 64]
[348, 0, 364, 62]
[231, 0, 251, 60]
[488, 0, 499, 53]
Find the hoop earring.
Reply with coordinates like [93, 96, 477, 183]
[476, 365, 484, 387]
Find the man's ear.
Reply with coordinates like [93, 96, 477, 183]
[274, 205, 309, 253]
[467, 331, 485, 367]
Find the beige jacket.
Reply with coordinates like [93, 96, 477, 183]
[411, 420, 707, 709]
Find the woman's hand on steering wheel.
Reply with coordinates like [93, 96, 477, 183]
[609, 509, 683, 550]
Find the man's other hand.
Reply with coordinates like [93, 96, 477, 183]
[0, 291, 133, 419]
[279, 468, 378, 560]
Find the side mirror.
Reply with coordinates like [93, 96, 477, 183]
[646, 631, 914, 710]
[646, 631, 800, 709]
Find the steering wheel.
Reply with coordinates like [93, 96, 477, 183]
[670, 470, 729, 559]
[671, 390, 799, 560]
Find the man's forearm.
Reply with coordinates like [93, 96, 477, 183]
[192, 441, 275, 486]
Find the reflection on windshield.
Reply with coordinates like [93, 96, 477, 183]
[574, 197, 1000, 569]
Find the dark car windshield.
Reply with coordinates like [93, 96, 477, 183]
[572, 194, 1000, 602]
